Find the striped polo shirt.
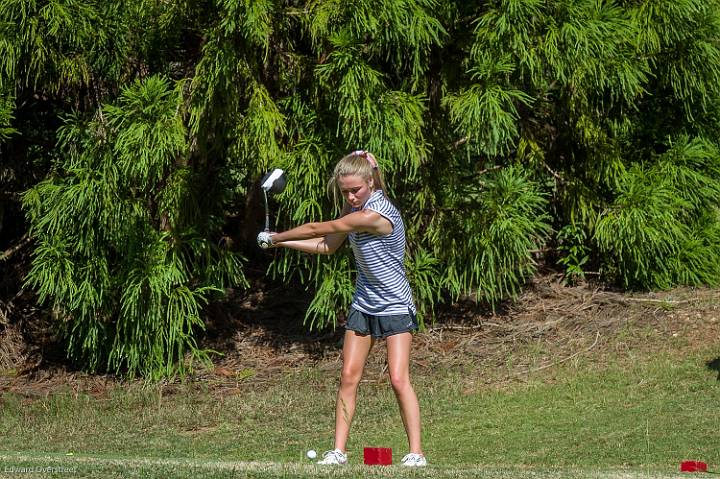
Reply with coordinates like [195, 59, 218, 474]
[349, 190, 416, 316]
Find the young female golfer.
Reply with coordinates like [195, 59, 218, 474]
[263, 150, 426, 467]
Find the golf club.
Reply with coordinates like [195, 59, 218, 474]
[257, 168, 287, 249]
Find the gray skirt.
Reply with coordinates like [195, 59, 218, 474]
[345, 306, 418, 339]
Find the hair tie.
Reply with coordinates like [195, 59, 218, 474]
[353, 150, 377, 169]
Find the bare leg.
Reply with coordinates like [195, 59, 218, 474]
[334, 330, 374, 452]
[386, 332, 423, 454]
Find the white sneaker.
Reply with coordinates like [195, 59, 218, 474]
[317, 449, 348, 465]
[401, 453, 427, 467]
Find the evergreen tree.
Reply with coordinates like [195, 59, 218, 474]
[22, 77, 245, 378]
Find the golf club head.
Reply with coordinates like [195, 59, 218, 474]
[261, 168, 287, 195]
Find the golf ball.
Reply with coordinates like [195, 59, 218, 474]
[307, 449, 317, 459]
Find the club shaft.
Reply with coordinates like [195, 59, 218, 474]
[263, 189, 270, 232]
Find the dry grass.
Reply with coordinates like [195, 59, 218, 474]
[1, 276, 719, 399]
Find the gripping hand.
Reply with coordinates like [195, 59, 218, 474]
[257, 231, 274, 249]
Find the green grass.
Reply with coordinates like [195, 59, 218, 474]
[0, 454, 694, 479]
[1, 344, 718, 478]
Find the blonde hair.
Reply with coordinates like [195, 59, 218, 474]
[327, 150, 387, 205]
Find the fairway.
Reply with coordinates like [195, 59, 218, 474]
[0, 452, 691, 479]
[1, 288, 718, 479]
[1, 345, 718, 479]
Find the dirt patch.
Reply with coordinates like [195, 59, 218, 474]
[1, 276, 719, 398]
[0, 322, 27, 372]
[194, 278, 720, 390]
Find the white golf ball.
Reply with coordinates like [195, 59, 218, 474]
[306, 449, 317, 459]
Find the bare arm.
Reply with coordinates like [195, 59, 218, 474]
[271, 205, 392, 254]
[275, 236, 344, 255]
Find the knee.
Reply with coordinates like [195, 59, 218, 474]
[340, 366, 363, 390]
[389, 371, 411, 394]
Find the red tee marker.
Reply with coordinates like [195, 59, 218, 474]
[680, 461, 708, 473]
[364, 447, 392, 465]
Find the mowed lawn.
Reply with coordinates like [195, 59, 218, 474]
[0, 331, 718, 478]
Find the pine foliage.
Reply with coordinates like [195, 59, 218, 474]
[22, 77, 245, 378]
[3, 0, 720, 377]
[595, 137, 720, 288]
[0, 93, 15, 143]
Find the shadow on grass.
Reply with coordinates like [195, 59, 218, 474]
[201, 275, 343, 361]
[706, 357, 720, 380]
